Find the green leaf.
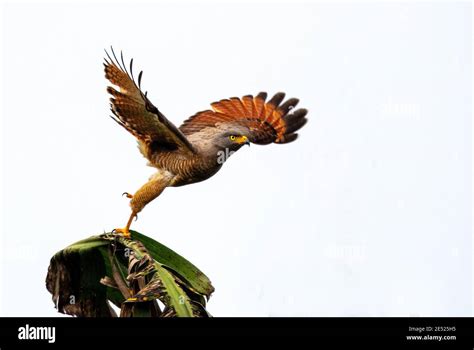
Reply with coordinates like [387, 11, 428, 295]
[116, 237, 207, 317]
[129, 230, 214, 298]
[46, 231, 213, 318]
[46, 238, 114, 317]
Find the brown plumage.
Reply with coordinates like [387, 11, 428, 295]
[104, 49, 308, 236]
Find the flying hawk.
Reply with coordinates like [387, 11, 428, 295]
[104, 49, 308, 237]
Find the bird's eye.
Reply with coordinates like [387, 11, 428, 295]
[229, 135, 236, 141]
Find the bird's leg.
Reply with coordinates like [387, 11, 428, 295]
[112, 211, 137, 238]
[112, 193, 135, 238]
[113, 172, 172, 238]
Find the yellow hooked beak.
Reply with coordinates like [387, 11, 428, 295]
[235, 135, 250, 146]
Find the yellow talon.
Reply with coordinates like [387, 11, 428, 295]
[112, 227, 131, 239]
[112, 210, 137, 239]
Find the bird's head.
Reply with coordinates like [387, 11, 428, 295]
[215, 132, 250, 151]
[190, 123, 251, 163]
[212, 130, 250, 164]
[212, 123, 251, 152]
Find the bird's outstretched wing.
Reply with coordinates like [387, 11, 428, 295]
[179, 92, 308, 144]
[104, 49, 196, 155]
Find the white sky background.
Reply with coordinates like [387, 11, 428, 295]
[1, 1, 472, 316]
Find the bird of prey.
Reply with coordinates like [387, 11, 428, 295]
[104, 49, 308, 237]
